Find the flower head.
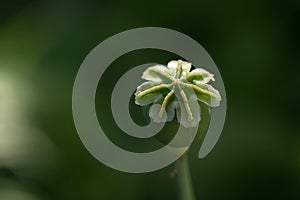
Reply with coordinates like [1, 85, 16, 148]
[135, 60, 221, 128]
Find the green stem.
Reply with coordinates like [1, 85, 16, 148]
[176, 154, 196, 200]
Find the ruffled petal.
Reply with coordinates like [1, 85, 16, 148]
[166, 100, 177, 122]
[135, 81, 170, 106]
[174, 86, 201, 128]
[142, 65, 173, 83]
[192, 81, 221, 107]
[149, 104, 167, 123]
[183, 68, 215, 83]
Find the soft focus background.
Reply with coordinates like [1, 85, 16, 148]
[0, 0, 299, 199]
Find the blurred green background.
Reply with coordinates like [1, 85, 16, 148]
[0, 0, 299, 199]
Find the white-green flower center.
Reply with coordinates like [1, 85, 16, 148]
[135, 60, 221, 128]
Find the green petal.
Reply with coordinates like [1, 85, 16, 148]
[135, 81, 159, 92]
[142, 65, 174, 83]
[135, 82, 170, 106]
[148, 91, 176, 123]
[183, 68, 215, 83]
[192, 81, 221, 107]
[166, 100, 177, 121]
[174, 86, 201, 128]
[149, 104, 167, 123]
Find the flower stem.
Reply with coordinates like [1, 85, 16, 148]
[176, 154, 196, 200]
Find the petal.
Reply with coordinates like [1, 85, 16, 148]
[174, 86, 201, 128]
[142, 65, 173, 83]
[135, 92, 163, 106]
[192, 81, 221, 107]
[135, 82, 170, 106]
[166, 100, 177, 121]
[148, 90, 176, 122]
[135, 81, 159, 92]
[183, 68, 215, 83]
[149, 104, 167, 123]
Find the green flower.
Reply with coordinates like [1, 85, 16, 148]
[135, 60, 221, 128]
